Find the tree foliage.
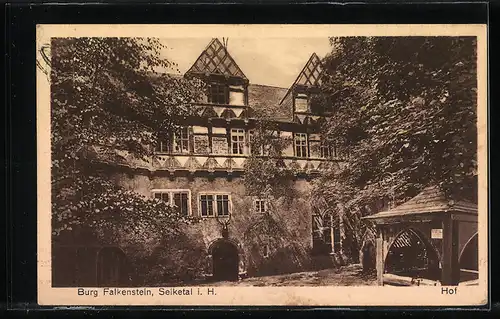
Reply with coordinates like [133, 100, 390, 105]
[243, 108, 299, 202]
[48, 37, 205, 270]
[313, 36, 478, 224]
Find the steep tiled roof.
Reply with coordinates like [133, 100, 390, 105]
[247, 84, 291, 121]
[363, 185, 478, 220]
[186, 38, 247, 80]
[280, 53, 324, 105]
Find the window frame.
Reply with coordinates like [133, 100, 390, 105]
[332, 226, 342, 253]
[294, 93, 309, 113]
[173, 127, 190, 154]
[294, 133, 309, 158]
[198, 192, 232, 218]
[208, 82, 229, 105]
[228, 85, 246, 106]
[249, 130, 277, 156]
[263, 244, 270, 258]
[231, 129, 246, 155]
[151, 189, 192, 216]
[155, 126, 191, 154]
[254, 198, 267, 213]
[320, 140, 336, 159]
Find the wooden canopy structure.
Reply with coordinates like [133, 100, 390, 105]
[362, 186, 478, 286]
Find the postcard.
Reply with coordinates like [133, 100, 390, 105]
[37, 24, 488, 306]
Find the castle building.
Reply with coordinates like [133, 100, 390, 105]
[53, 38, 351, 286]
[124, 38, 347, 280]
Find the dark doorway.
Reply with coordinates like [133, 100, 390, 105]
[362, 242, 376, 273]
[96, 247, 130, 287]
[212, 241, 239, 282]
[384, 228, 441, 281]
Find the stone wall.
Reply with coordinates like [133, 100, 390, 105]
[111, 171, 338, 278]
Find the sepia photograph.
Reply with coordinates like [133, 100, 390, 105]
[36, 24, 488, 306]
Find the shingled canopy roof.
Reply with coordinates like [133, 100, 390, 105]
[362, 185, 478, 221]
[186, 38, 248, 80]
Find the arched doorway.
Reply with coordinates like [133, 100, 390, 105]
[362, 241, 376, 273]
[211, 240, 239, 282]
[459, 233, 478, 282]
[384, 228, 440, 281]
[96, 247, 130, 287]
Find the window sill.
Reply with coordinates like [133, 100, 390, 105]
[195, 102, 248, 108]
[200, 215, 232, 219]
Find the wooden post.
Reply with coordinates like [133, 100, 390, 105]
[376, 226, 384, 286]
[441, 216, 459, 285]
[451, 220, 461, 284]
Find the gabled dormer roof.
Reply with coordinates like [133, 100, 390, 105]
[186, 38, 248, 80]
[279, 53, 324, 105]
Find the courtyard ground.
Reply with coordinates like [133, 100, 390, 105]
[200, 263, 377, 287]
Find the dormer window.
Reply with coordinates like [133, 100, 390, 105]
[295, 93, 308, 112]
[229, 85, 245, 106]
[208, 83, 247, 106]
[208, 83, 228, 104]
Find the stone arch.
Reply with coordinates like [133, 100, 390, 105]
[459, 232, 478, 272]
[208, 238, 245, 281]
[95, 247, 131, 287]
[384, 228, 441, 281]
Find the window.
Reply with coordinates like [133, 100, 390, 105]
[294, 133, 308, 158]
[200, 195, 215, 217]
[320, 141, 336, 158]
[212, 136, 229, 155]
[309, 94, 332, 115]
[216, 194, 230, 216]
[248, 130, 268, 156]
[155, 127, 190, 154]
[173, 127, 190, 153]
[173, 193, 189, 216]
[155, 138, 172, 153]
[333, 227, 341, 252]
[254, 199, 266, 213]
[229, 85, 245, 106]
[231, 129, 245, 155]
[199, 193, 231, 217]
[153, 190, 191, 216]
[312, 214, 341, 255]
[323, 214, 333, 249]
[209, 83, 228, 104]
[294, 93, 308, 112]
[263, 245, 270, 258]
